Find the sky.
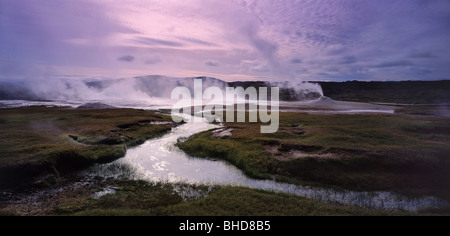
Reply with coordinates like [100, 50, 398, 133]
[1, 0, 450, 82]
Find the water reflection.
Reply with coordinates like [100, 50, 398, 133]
[86, 116, 447, 211]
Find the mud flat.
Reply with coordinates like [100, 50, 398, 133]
[280, 96, 396, 114]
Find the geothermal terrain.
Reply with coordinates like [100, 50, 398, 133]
[0, 77, 450, 216]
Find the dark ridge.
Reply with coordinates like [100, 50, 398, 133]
[77, 103, 116, 109]
[0, 82, 39, 100]
[318, 80, 450, 104]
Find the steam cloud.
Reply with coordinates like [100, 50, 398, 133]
[4, 75, 323, 102]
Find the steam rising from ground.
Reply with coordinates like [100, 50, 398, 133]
[28, 78, 150, 101]
[11, 75, 324, 102]
[271, 81, 324, 100]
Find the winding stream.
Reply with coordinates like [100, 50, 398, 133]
[87, 115, 448, 211]
[1, 99, 447, 211]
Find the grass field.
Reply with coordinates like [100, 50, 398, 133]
[4, 177, 449, 216]
[38, 180, 399, 216]
[0, 106, 174, 188]
[1, 106, 449, 216]
[177, 112, 450, 201]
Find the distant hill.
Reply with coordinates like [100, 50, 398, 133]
[0, 82, 39, 100]
[228, 80, 450, 104]
[318, 80, 450, 104]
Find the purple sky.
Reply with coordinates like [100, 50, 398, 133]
[1, 0, 450, 82]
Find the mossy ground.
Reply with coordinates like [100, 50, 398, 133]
[0, 106, 174, 187]
[3, 177, 450, 216]
[177, 112, 450, 201]
[47, 180, 399, 216]
[1, 107, 449, 216]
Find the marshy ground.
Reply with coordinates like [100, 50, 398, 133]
[0, 106, 175, 188]
[1, 105, 450, 216]
[178, 112, 450, 200]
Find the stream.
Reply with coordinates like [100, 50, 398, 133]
[1, 100, 447, 211]
[86, 115, 448, 211]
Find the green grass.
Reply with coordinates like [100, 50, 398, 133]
[0, 107, 174, 187]
[159, 187, 393, 216]
[51, 180, 396, 216]
[2, 107, 449, 216]
[6, 178, 447, 216]
[177, 112, 450, 200]
[395, 105, 450, 117]
[0, 211, 20, 216]
[53, 180, 183, 216]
